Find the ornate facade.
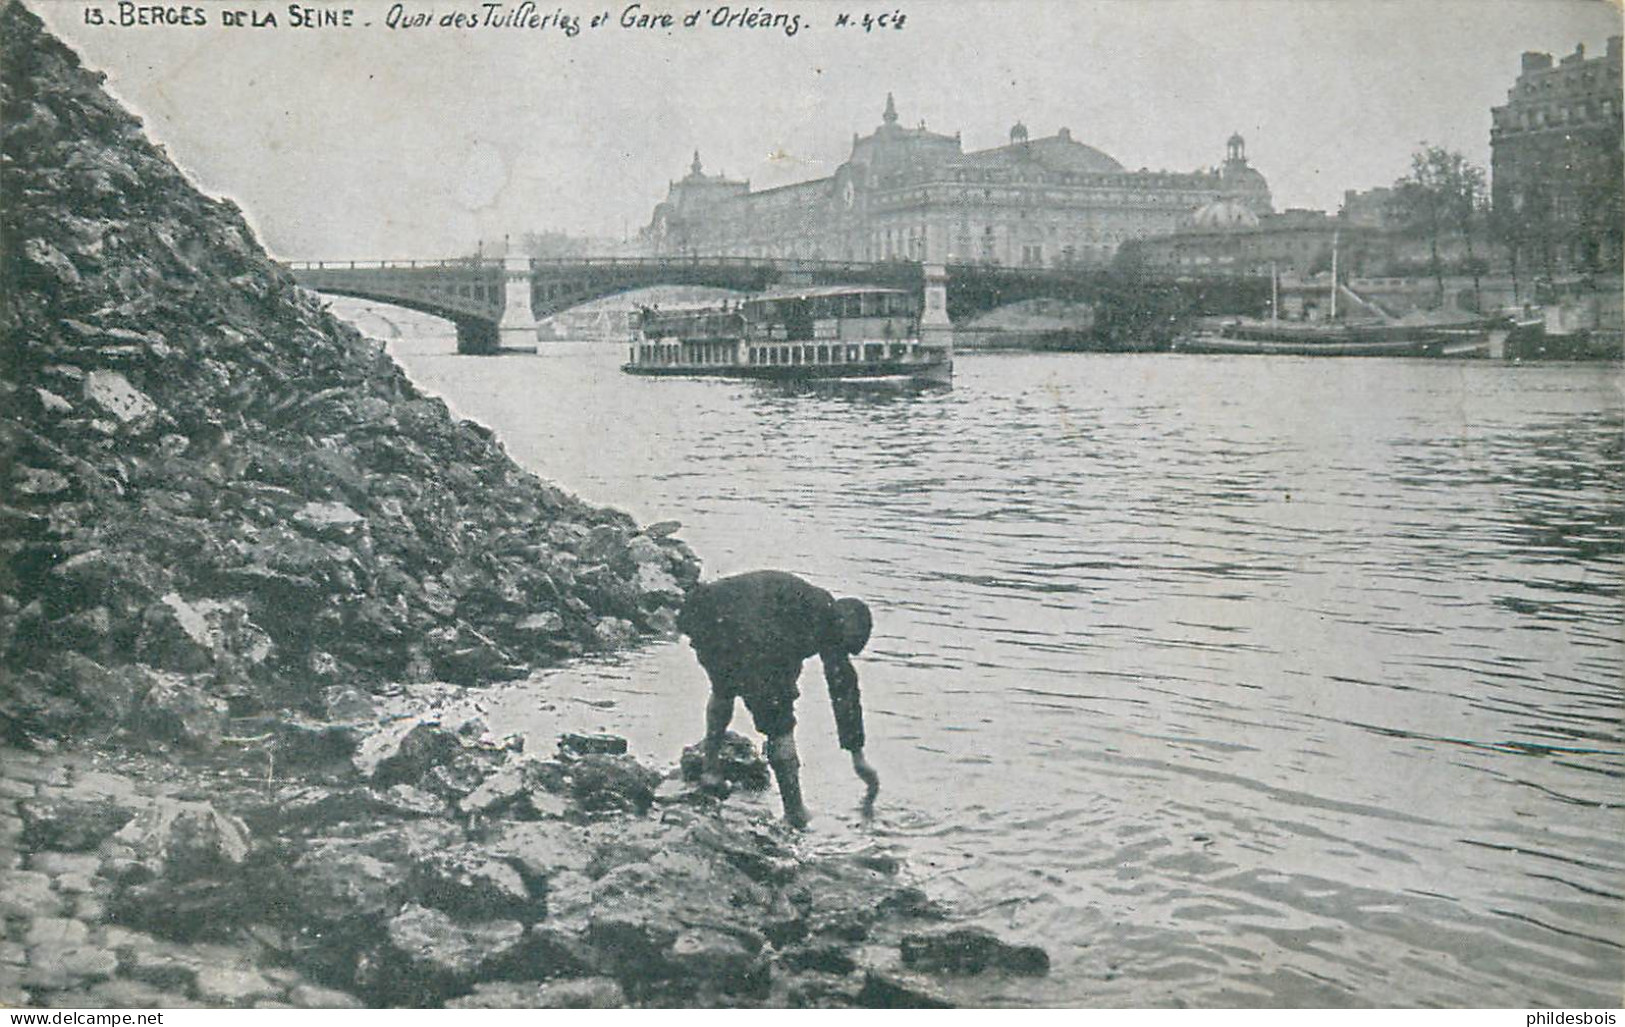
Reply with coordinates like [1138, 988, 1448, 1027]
[643, 96, 1272, 267]
[1491, 37, 1623, 273]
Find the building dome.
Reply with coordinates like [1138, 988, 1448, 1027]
[1010, 120, 1029, 144]
[1187, 197, 1260, 230]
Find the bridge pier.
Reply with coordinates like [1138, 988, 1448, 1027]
[454, 319, 501, 355]
[496, 255, 538, 352]
[921, 263, 955, 346]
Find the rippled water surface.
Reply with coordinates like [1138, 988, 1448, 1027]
[336, 300, 1623, 1007]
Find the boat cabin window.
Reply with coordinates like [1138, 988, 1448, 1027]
[743, 291, 914, 340]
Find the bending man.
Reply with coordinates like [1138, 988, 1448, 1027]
[677, 570, 880, 828]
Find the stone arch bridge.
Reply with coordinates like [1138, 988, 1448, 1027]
[285, 256, 1260, 353]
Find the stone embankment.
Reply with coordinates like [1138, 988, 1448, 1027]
[0, 1, 1048, 1006]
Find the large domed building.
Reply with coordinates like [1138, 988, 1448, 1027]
[644, 97, 1273, 267]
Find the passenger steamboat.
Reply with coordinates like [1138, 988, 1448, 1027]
[622, 285, 952, 385]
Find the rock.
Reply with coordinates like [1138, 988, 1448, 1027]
[585, 910, 681, 978]
[681, 817, 797, 887]
[21, 944, 119, 989]
[667, 928, 766, 994]
[446, 977, 626, 1009]
[0, 869, 66, 918]
[135, 594, 216, 673]
[292, 501, 366, 539]
[643, 606, 679, 635]
[794, 855, 926, 942]
[877, 884, 945, 920]
[569, 754, 659, 814]
[125, 944, 202, 991]
[577, 525, 625, 564]
[23, 237, 80, 286]
[591, 617, 638, 648]
[558, 732, 628, 757]
[379, 784, 449, 818]
[781, 942, 858, 976]
[286, 983, 367, 1008]
[271, 717, 362, 770]
[18, 795, 135, 852]
[458, 762, 529, 816]
[135, 676, 228, 749]
[29, 851, 101, 877]
[623, 536, 666, 568]
[898, 927, 1049, 976]
[410, 844, 531, 919]
[363, 721, 460, 787]
[239, 784, 396, 835]
[14, 467, 72, 497]
[635, 563, 681, 597]
[856, 970, 955, 1009]
[539, 869, 594, 928]
[384, 904, 525, 987]
[354, 819, 467, 861]
[87, 978, 187, 1007]
[289, 843, 408, 925]
[781, 973, 865, 1008]
[513, 611, 564, 634]
[193, 966, 282, 1007]
[679, 731, 772, 791]
[26, 918, 91, 947]
[113, 798, 252, 881]
[322, 685, 378, 722]
[63, 768, 144, 806]
[419, 753, 500, 801]
[134, 595, 274, 679]
[57, 872, 98, 895]
[83, 370, 156, 424]
[526, 928, 604, 983]
[486, 822, 593, 883]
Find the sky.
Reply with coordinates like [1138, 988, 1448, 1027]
[27, 0, 1623, 260]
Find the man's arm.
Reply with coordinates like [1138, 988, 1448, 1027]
[822, 650, 865, 752]
[824, 650, 879, 810]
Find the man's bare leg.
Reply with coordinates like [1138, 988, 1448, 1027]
[763, 732, 810, 829]
[700, 691, 734, 795]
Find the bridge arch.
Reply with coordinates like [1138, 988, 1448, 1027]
[288, 261, 508, 353]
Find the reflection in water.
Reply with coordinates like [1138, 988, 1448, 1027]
[335, 299, 1623, 1007]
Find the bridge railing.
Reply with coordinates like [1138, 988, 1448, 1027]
[283, 255, 934, 275]
[282, 258, 504, 271]
[524, 256, 932, 278]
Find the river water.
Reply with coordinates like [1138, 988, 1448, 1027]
[331, 298, 1623, 1008]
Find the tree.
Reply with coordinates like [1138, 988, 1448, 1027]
[1387, 146, 1487, 308]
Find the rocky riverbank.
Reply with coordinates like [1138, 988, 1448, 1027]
[0, 715, 1051, 1008]
[0, 0, 1052, 1007]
